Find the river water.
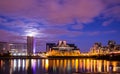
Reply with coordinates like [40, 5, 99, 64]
[0, 58, 120, 74]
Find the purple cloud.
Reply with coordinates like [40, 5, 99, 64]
[86, 30, 117, 36]
[102, 19, 113, 27]
[102, 6, 120, 19]
[0, 0, 119, 27]
[0, 0, 105, 25]
[0, 29, 25, 42]
[101, 1, 120, 27]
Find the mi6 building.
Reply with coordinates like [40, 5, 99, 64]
[46, 40, 80, 56]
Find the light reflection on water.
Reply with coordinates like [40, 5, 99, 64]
[0, 59, 120, 74]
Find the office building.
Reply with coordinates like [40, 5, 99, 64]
[46, 40, 80, 56]
[9, 43, 27, 56]
[46, 41, 80, 56]
[0, 41, 27, 56]
[0, 42, 9, 54]
[27, 36, 35, 55]
[48, 40, 78, 51]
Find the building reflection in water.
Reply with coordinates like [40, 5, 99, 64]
[0, 59, 120, 74]
[45, 59, 49, 71]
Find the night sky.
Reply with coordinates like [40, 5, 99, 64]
[0, 0, 120, 52]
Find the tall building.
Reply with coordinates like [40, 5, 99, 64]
[27, 36, 34, 55]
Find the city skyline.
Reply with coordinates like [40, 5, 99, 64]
[0, 0, 120, 52]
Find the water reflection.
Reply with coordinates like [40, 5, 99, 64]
[0, 59, 120, 74]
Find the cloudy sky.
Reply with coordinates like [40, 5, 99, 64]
[0, 0, 120, 52]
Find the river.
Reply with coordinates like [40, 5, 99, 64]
[0, 58, 120, 74]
